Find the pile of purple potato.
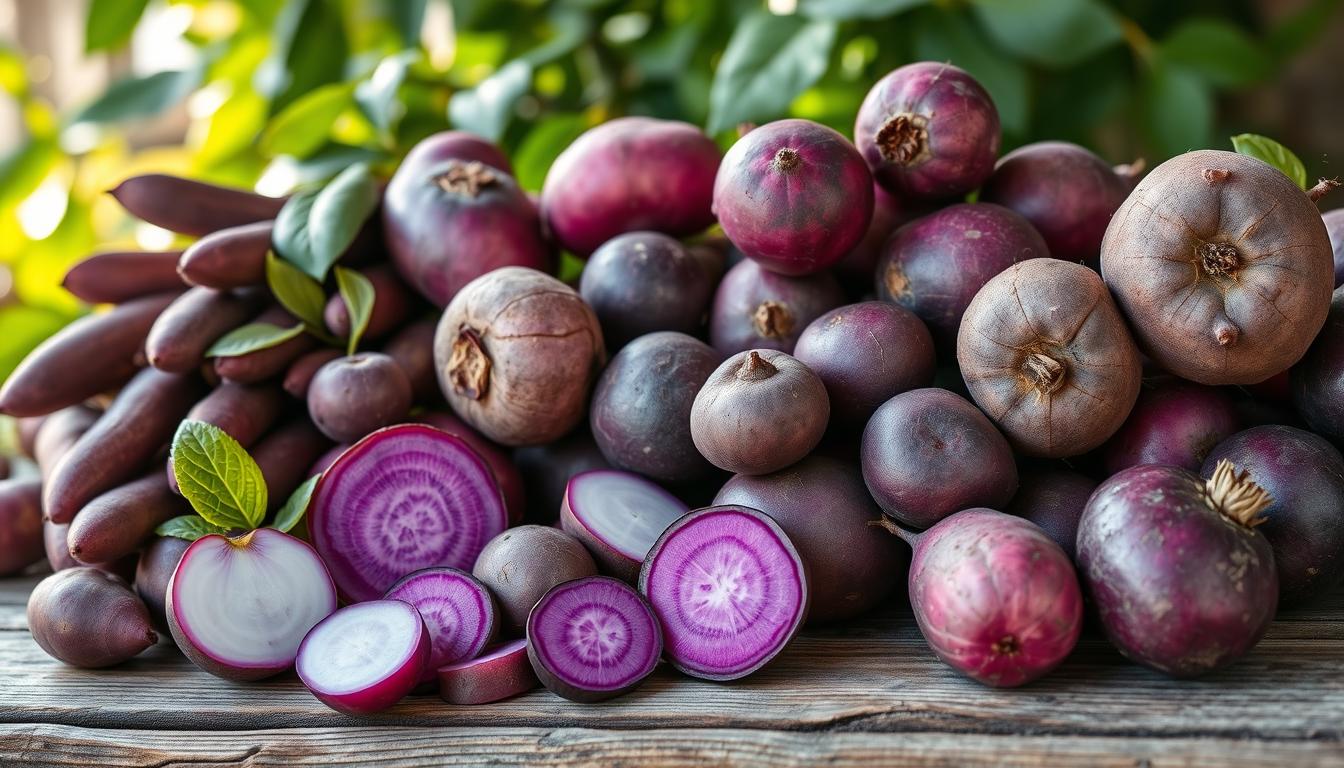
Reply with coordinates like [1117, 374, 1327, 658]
[3, 60, 1344, 709]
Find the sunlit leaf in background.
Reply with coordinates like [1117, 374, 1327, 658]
[512, 113, 590, 192]
[262, 83, 353, 158]
[707, 12, 838, 135]
[449, 59, 533, 141]
[85, 0, 151, 53]
[256, 0, 349, 115]
[69, 68, 202, 126]
[798, 0, 930, 21]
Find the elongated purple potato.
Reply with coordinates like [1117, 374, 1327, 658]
[514, 429, 611, 525]
[68, 472, 189, 565]
[714, 456, 907, 623]
[62, 251, 185, 304]
[0, 479, 44, 575]
[1324, 208, 1344, 287]
[542, 117, 720, 257]
[213, 306, 316, 384]
[109, 174, 286, 237]
[284, 348, 342, 399]
[561, 470, 689, 583]
[473, 525, 597, 632]
[136, 536, 190, 632]
[324, 264, 416, 340]
[43, 519, 135, 579]
[1102, 379, 1239, 475]
[33, 405, 99, 482]
[981, 142, 1130, 266]
[710, 259, 844, 357]
[1202, 426, 1344, 605]
[177, 220, 273, 289]
[877, 203, 1049, 349]
[579, 232, 719, 349]
[713, 119, 873, 275]
[1005, 469, 1097, 561]
[250, 418, 333, 511]
[905, 509, 1082, 687]
[297, 600, 429, 714]
[854, 62, 1000, 202]
[1077, 463, 1278, 677]
[145, 286, 267, 374]
[28, 568, 158, 668]
[416, 411, 526, 525]
[44, 368, 206, 524]
[793, 301, 935, 428]
[1101, 150, 1333, 385]
[0, 293, 177, 417]
[438, 639, 538, 705]
[1292, 286, 1344, 439]
[385, 567, 498, 682]
[16, 416, 46, 459]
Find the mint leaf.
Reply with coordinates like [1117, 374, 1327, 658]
[1231, 133, 1308, 190]
[334, 267, 375, 355]
[271, 475, 319, 534]
[206, 321, 306, 358]
[265, 252, 330, 339]
[156, 515, 229, 541]
[171, 420, 269, 530]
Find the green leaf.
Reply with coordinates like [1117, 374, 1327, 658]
[513, 113, 590, 192]
[448, 59, 533, 142]
[156, 515, 230, 542]
[355, 51, 418, 140]
[911, 9, 1030, 136]
[308, 164, 380, 279]
[265, 251, 328, 331]
[1140, 61, 1213, 160]
[206, 322, 306, 358]
[171, 420, 268, 531]
[1231, 134, 1309, 190]
[1268, 0, 1344, 59]
[387, 0, 428, 47]
[1160, 19, 1272, 87]
[270, 475, 319, 534]
[557, 252, 585, 284]
[69, 69, 200, 125]
[334, 267, 375, 354]
[261, 83, 353, 159]
[85, 0, 150, 52]
[798, 0, 930, 20]
[969, 0, 1123, 69]
[0, 135, 58, 213]
[257, 0, 349, 115]
[707, 13, 838, 134]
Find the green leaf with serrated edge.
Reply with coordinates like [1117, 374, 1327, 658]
[206, 322, 306, 358]
[707, 13, 837, 134]
[265, 252, 327, 332]
[334, 267, 376, 355]
[1231, 134, 1308, 190]
[271, 475, 319, 533]
[156, 515, 229, 541]
[171, 420, 268, 530]
[307, 163, 380, 281]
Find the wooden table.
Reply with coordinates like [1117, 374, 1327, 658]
[1, 573, 1341, 767]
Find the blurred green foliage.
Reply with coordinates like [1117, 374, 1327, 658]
[0, 0, 1340, 383]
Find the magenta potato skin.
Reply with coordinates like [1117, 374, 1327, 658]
[579, 232, 719, 349]
[28, 567, 158, 668]
[541, 117, 720, 257]
[958, 258, 1142, 458]
[69, 472, 190, 565]
[399, 130, 513, 175]
[251, 418, 333, 512]
[136, 536, 191, 633]
[145, 286, 267, 374]
[907, 509, 1082, 687]
[296, 600, 430, 715]
[62, 251, 186, 304]
[109, 174, 285, 237]
[1005, 469, 1097, 561]
[1102, 379, 1240, 476]
[438, 639, 539, 705]
[513, 430, 611, 525]
[176, 220, 273, 289]
[1292, 287, 1344, 440]
[1201, 426, 1344, 605]
[713, 119, 873, 276]
[1101, 150, 1333, 385]
[472, 526, 598, 633]
[0, 479, 44, 576]
[590, 332, 719, 484]
[793, 301, 935, 428]
[877, 203, 1048, 351]
[861, 388, 1017, 529]
[415, 411, 526, 525]
[1323, 208, 1344, 287]
[307, 353, 413, 443]
[854, 62, 1000, 202]
[384, 157, 550, 308]
[713, 456, 908, 623]
[710, 259, 845, 357]
[214, 306, 317, 384]
[981, 142, 1130, 267]
[1076, 464, 1278, 677]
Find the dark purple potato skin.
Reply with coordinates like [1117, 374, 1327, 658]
[981, 141, 1130, 267]
[861, 388, 1017, 529]
[472, 526, 597, 633]
[877, 203, 1049, 350]
[399, 130, 513, 175]
[307, 353, 413, 443]
[513, 430, 611, 525]
[1201, 426, 1344, 605]
[541, 117, 720, 257]
[590, 332, 719, 484]
[0, 479, 44, 575]
[793, 301, 935, 429]
[383, 319, 442, 405]
[1102, 379, 1240, 476]
[713, 457, 908, 623]
[1077, 464, 1278, 677]
[710, 259, 844, 356]
[854, 62, 1000, 202]
[713, 119, 873, 276]
[1323, 208, 1344, 287]
[834, 183, 927, 293]
[136, 536, 191, 633]
[27, 567, 158, 668]
[1292, 287, 1344, 440]
[1005, 469, 1097, 561]
[579, 232, 719, 349]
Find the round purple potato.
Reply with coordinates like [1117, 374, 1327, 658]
[854, 62, 1000, 202]
[876, 203, 1049, 349]
[396, 130, 513, 175]
[710, 258, 844, 357]
[981, 141, 1131, 267]
[713, 119, 873, 276]
[589, 332, 719, 485]
[307, 353, 413, 443]
[792, 301, 935, 429]
[1202, 426, 1344, 605]
[1292, 286, 1344, 440]
[578, 231, 719, 349]
[1005, 469, 1097, 561]
[472, 525, 598, 633]
[1101, 378, 1240, 476]
[861, 388, 1017, 529]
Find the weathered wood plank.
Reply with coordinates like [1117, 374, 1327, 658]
[3, 724, 1343, 768]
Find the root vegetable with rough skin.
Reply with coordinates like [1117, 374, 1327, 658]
[561, 469, 689, 583]
[690, 349, 829, 476]
[958, 258, 1143, 458]
[145, 286, 267, 374]
[710, 259, 845, 357]
[834, 183, 928, 293]
[438, 639, 538, 705]
[397, 130, 514, 176]
[579, 232, 720, 349]
[28, 567, 158, 668]
[250, 418, 332, 511]
[176, 220, 273, 289]
[1005, 469, 1097, 561]
[1100, 150, 1333, 385]
[62, 251, 186, 304]
[435, 268, 605, 447]
[713, 119, 874, 276]
[0, 479, 44, 576]
[32, 406, 99, 481]
[307, 353, 413, 443]
[1077, 462, 1279, 677]
[109, 174, 286, 237]
[384, 567, 498, 683]
[472, 525, 598, 633]
[1102, 378, 1240, 475]
[296, 600, 429, 714]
